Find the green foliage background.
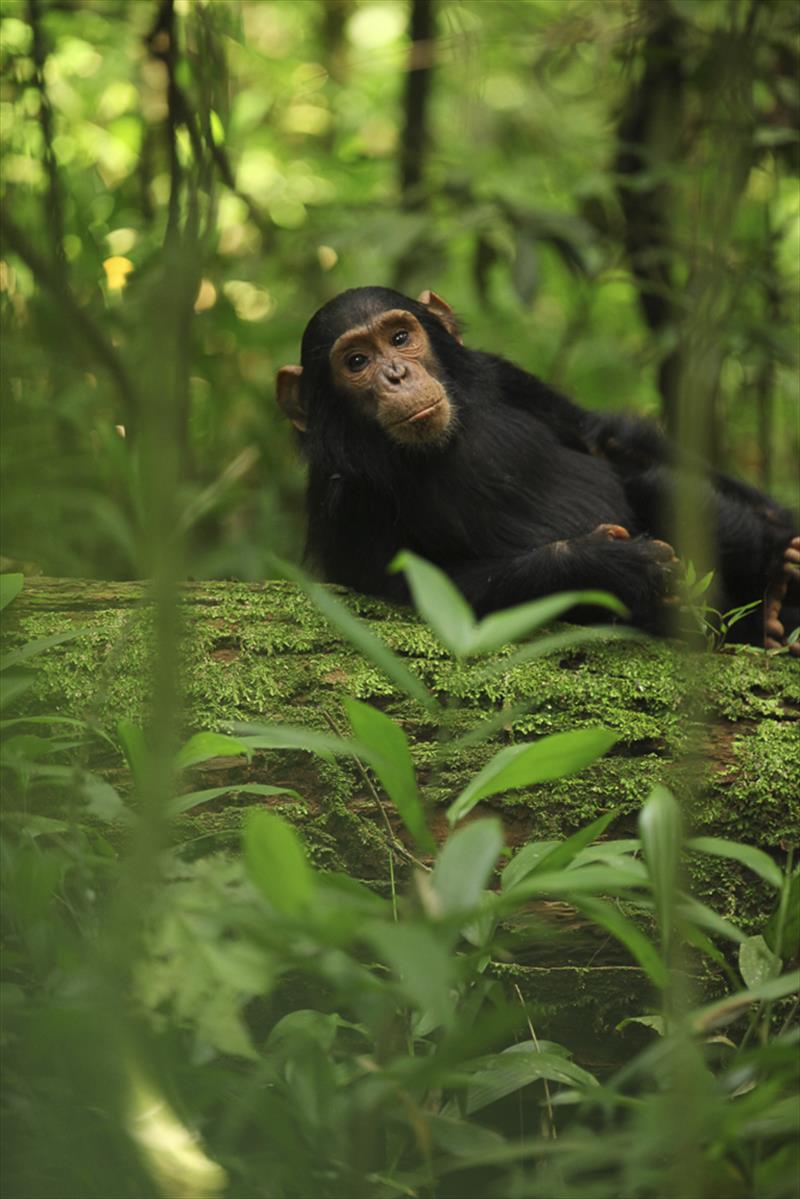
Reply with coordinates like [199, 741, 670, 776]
[2, 5, 800, 1196]
[2, 0, 798, 583]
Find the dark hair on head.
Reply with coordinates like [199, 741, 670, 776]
[300, 287, 424, 368]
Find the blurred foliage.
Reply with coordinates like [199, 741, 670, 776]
[2, 7, 799, 1196]
[1, 0, 798, 582]
[2, 564, 799, 1199]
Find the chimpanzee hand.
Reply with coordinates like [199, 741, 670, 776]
[583, 527, 679, 633]
[764, 536, 800, 656]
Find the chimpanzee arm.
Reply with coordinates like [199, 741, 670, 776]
[447, 532, 676, 631]
[587, 412, 796, 523]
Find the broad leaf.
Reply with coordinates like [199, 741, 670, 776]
[467, 590, 626, 655]
[639, 785, 682, 951]
[616, 1015, 665, 1035]
[366, 922, 455, 1031]
[501, 841, 559, 892]
[243, 810, 315, 915]
[82, 777, 129, 824]
[466, 1045, 598, 1114]
[391, 550, 476, 657]
[117, 720, 149, 789]
[345, 698, 433, 853]
[525, 809, 620, 877]
[176, 731, 253, 771]
[0, 573, 23, 613]
[0, 627, 87, 672]
[678, 896, 745, 944]
[448, 728, 617, 823]
[271, 556, 433, 709]
[233, 721, 366, 762]
[166, 783, 301, 818]
[504, 862, 648, 903]
[432, 818, 503, 916]
[0, 672, 35, 711]
[688, 836, 782, 890]
[739, 934, 782, 989]
[691, 969, 800, 1033]
[576, 896, 668, 988]
[0, 715, 116, 747]
[472, 624, 638, 686]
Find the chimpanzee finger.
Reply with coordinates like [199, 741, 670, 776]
[592, 524, 630, 541]
[649, 539, 679, 564]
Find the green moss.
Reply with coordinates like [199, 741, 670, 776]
[4, 578, 798, 935]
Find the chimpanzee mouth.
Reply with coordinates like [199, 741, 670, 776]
[395, 400, 442, 426]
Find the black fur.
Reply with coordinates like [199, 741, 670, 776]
[290, 287, 797, 642]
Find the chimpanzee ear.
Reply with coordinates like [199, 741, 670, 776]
[417, 289, 463, 344]
[276, 365, 307, 432]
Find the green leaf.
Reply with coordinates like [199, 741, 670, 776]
[525, 809, 620, 878]
[687, 837, 783, 890]
[467, 591, 626, 656]
[2, 812, 70, 838]
[390, 555, 627, 660]
[765, 872, 800, 958]
[270, 557, 433, 709]
[502, 823, 632, 893]
[501, 841, 559, 892]
[165, 783, 301, 818]
[82, 777, 129, 824]
[639, 784, 682, 950]
[616, 1014, 665, 1035]
[472, 624, 638, 687]
[0, 627, 87, 672]
[682, 921, 738, 981]
[344, 699, 433, 853]
[739, 934, 782, 989]
[0, 671, 35, 711]
[425, 1112, 506, 1159]
[176, 731, 253, 771]
[432, 818, 503, 916]
[0, 573, 23, 612]
[367, 922, 455, 1030]
[691, 969, 800, 1033]
[391, 551, 476, 657]
[504, 863, 647, 904]
[0, 715, 116, 746]
[267, 1010, 342, 1053]
[117, 720, 149, 788]
[233, 721, 361, 761]
[678, 896, 745, 944]
[243, 809, 315, 915]
[2, 733, 81, 762]
[576, 896, 668, 988]
[466, 1045, 598, 1114]
[5, 845, 64, 922]
[448, 728, 617, 823]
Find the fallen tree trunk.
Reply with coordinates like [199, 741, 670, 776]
[5, 578, 798, 1051]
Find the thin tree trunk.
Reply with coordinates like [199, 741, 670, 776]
[399, 0, 436, 206]
[614, 0, 685, 437]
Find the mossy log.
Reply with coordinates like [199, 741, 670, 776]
[5, 578, 799, 1049]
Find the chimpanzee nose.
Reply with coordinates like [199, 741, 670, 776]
[383, 360, 407, 385]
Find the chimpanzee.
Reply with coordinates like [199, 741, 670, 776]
[276, 286, 799, 651]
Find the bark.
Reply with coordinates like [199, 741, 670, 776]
[399, 0, 436, 205]
[5, 578, 798, 1042]
[614, 0, 685, 436]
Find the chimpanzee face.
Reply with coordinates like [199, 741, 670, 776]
[276, 288, 461, 449]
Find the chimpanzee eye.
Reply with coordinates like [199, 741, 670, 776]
[347, 353, 368, 372]
[391, 330, 409, 347]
